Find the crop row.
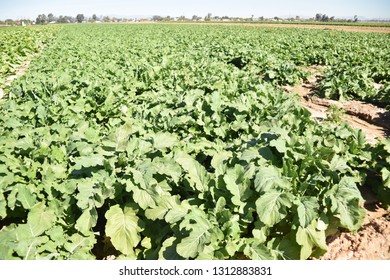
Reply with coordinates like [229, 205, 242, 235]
[0, 26, 60, 88]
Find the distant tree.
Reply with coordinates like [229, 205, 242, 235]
[57, 15, 65, 23]
[178, 16, 186, 21]
[36, 14, 47, 25]
[315, 13, 322, 21]
[76, 14, 85, 23]
[152, 15, 163, 21]
[205, 13, 212, 21]
[251, 14, 254, 21]
[354, 15, 358, 22]
[330, 16, 335, 21]
[321, 14, 329, 22]
[5, 19, 14, 25]
[47, 13, 55, 22]
[92, 14, 97, 21]
[192, 15, 199, 21]
[259, 16, 264, 21]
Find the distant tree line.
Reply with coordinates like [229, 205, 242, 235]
[1, 12, 388, 26]
[314, 13, 358, 22]
[35, 13, 85, 24]
[32, 13, 139, 25]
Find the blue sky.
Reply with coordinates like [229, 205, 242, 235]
[1, 0, 389, 20]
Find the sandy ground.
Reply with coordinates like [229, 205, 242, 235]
[281, 66, 389, 144]
[320, 191, 390, 260]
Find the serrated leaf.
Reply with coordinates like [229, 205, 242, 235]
[15, 236, 49, 260]
[144, 194, 190, 223]
[256, 191, 293, 227]
[165, 199, 190, 223]
[338, 176, 363, 202]
[214, 196, 226, 214]
[114, 121, 132, 151]
[105, 204, 143, 255]
[76, 179, 104, 209]
[132, 187, 157, 210]
[328, 155, 350, 173]
[330, 197, 365, 231]
[326, 177, 365, 231]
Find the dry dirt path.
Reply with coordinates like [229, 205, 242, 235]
[281, 66, 389, 144]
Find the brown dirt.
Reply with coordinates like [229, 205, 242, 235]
[281, 66, 390, 144]
[320, 191, 390, 260]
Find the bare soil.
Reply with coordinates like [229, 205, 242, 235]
[320, 194, 390, 260]
[281, 66, 390, 144]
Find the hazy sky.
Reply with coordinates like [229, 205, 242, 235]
[1, 0, 389, 20]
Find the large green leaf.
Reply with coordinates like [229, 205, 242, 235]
[176, 208, 212, 259]
[326, 177, 365, 231]
[153, 157, 182, 184]
[26, 202, 56, 237]
[243, 240, 275, 260]
[254, 166, 290, 193]
[256, 191, 293, 227]
[175, 151, 210, 192]
[295, 222, 327, 260]
[105, 204, 144, 255]
[223, 165, 253, 208]
[296, 197, 319, 228]
[152, 132, 179, 150]
[330, 197, 365, 231]
[75, 207, 98, 235]
[16, 184, 37, 210]
[72, 154, 105, 169]
[64, 233, 96, 259]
